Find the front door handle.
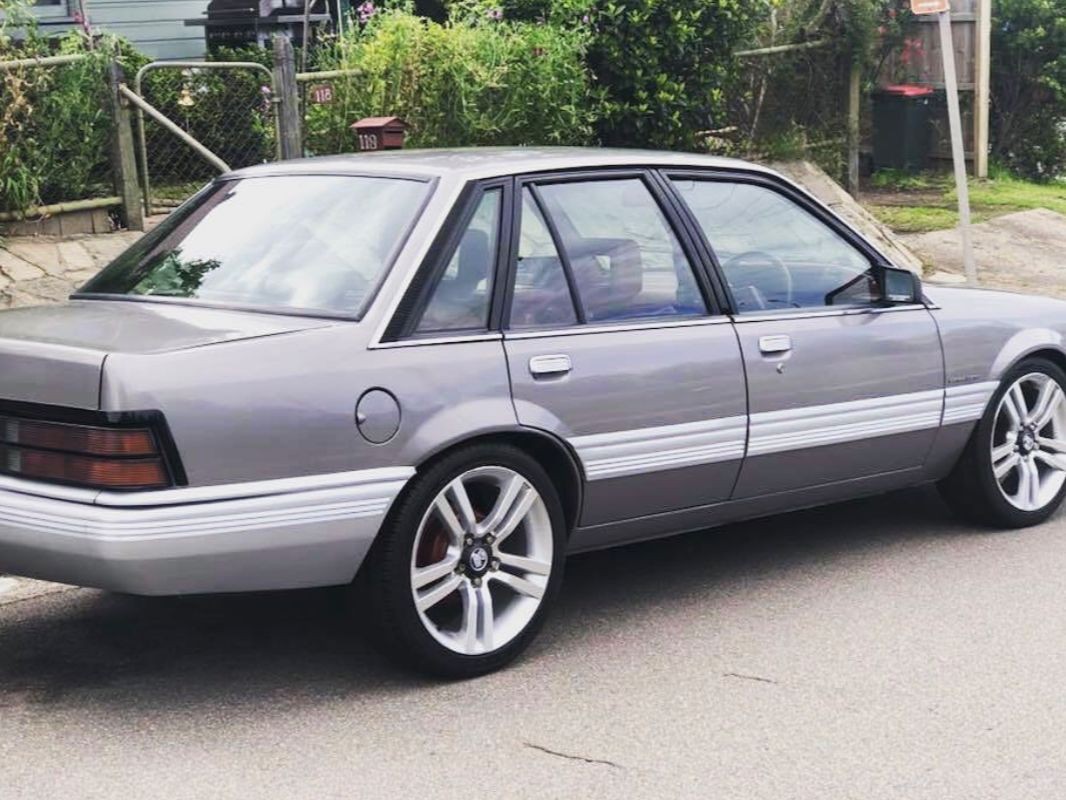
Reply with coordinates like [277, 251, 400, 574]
[529, 354, 572, 377]
[759, 335, 792, 355]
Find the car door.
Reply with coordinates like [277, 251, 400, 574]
[502, 171, 748, 528]
[666, 171, 944, 499]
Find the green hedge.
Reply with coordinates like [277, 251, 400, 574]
[0, 2, 117, 212]
[305, 9, 597, 154]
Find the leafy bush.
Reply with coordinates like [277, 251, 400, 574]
[304, 8, 596, 154]
[0, 1, 118, 211]
[990, 0, 1066, 180]
[586, 0, 761, 151]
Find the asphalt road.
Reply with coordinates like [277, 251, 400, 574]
[2, 486, 1064, 799]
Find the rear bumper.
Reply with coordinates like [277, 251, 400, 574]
[0, 468, 413, 595]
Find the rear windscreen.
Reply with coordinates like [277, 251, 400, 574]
[80, 174, 431, 318]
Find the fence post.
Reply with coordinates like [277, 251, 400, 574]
[106, 61, 145, 231]
[845, 56, 861, 197]
[273, 34, 303, 160]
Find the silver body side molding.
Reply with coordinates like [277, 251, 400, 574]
[942, 381, 999, 426]
[748, 390, 945, 457]
[0, 468, 414, 595]
[570, 416, 747, 480]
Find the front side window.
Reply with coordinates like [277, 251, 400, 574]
[535, 179, 706, 322]
[671, 179, 877, 314]
[415, 188, 501, 333]
[80, 175, 430, 318]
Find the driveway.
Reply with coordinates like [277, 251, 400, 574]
[1, 487, 1064, 799]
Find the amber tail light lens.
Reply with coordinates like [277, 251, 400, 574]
[0, 415, 172, 490]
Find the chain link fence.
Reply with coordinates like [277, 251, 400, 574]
[135, 61, 278, 214]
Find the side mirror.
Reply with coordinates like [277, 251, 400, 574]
[879, 265, 922, 305]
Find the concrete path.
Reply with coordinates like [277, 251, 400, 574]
[0, 217, 163, 309]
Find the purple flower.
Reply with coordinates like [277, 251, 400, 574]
[581, 14, 590, 24]
[486, 8, 503, 21]
[357, 1, 376, 24]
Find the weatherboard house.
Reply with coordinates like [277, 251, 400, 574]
[25, 0, 337, 61]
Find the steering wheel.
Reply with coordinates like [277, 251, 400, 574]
[723, 250, 795, 309]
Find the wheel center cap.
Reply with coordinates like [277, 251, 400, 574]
[1019, 431, 1037, 454]
[466, 544, 490, 575]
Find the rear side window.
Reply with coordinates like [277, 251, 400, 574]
[415, 189, 502, 333]
[533, 179, 706, 323]
[80, 175, 430, 318]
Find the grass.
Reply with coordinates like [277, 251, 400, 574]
[863, 167, 1066, 234]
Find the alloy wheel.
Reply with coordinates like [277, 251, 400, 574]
[409, 466, 554, 656]
[991, 372, 1066, 511]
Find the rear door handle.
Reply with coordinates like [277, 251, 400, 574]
[759, 335, 792, 355]
[529, 354, 572, 377]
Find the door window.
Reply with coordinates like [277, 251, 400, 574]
[531, 178, 706, 323]
[509, 189, 580, 329]
[415, 189, 501, 333]
[671, 179, 880, 314]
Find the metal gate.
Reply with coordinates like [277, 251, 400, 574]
[132, 61, 279, 215]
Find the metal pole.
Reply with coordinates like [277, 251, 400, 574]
[938, 10, 977, 286]
[118, 84, 231, 173]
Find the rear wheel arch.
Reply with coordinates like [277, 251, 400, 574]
[412, 429, 584, 535]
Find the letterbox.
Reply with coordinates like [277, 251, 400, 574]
[350, 116, 408, 152]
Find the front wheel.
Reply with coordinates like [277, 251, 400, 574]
[362, 444, 566, 678]
[940, 358, 1066, 528]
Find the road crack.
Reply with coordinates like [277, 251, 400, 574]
[523, 742, 623, 769]
[723, 671, 778, 685]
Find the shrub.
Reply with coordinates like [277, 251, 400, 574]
[0, 1, 119, 211]
[586, 0, 762, 151]
[304, 8, 596, 154]
[990, 0, 1066, 180]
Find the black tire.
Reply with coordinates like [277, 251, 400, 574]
[939, 357, 1066, 528]
[358, 443, 567, 679]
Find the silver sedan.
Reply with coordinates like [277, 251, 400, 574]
[1, 148, 1064, 677]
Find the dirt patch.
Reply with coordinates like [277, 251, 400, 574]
[903, 208, 1066, 299]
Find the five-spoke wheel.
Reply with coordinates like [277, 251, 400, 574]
[361, 444, 565, 678]
[941, 358, 1066, 527]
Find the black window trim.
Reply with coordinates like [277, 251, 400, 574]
[660, 168, 903, 318]
[383, 177, 513, 341]
[503, 167, 724, 332]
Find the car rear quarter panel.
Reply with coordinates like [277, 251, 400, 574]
[100, 326, 517, 488]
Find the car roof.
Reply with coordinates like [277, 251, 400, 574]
[226, 146, 778, 182]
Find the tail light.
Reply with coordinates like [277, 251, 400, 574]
[1, 414, 176, 490]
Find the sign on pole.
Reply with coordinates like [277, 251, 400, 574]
[910, 0, 949, 13]
[911, 1, 977, 285]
